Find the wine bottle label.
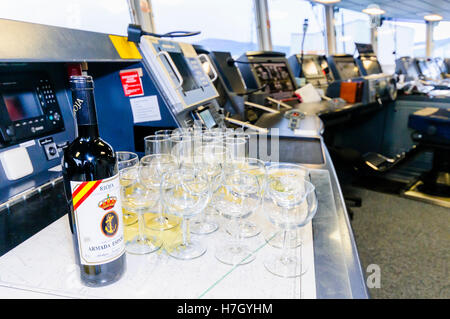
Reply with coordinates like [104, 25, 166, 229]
[70, 174, 125, 265]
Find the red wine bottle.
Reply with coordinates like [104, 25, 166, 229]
[62, 75, 126, 287]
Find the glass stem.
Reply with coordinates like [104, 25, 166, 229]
[281, 229, 291, 263]
[182, 217, 190, 247]
[281, 207, 291, 263]
[233, 216, 241, 247]
[138, 211, 146, 242]
[157, 200, 166, 224]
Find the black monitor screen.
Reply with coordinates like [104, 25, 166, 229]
[212, 51, 247, 95]
[253, 62, 295, 99]
[334, 60, 361, 80]
[303, 59, 320, 76]
[167, 51, 200, 92]
[3, 90, 43, 122]
[362, 58, 383, 75]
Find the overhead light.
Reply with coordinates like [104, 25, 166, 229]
[362, 4, 386, 15]
[424, 14, 443, 22]
[313, 0, 341, 4]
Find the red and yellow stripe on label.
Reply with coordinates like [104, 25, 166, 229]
[72, 180, 103, 211]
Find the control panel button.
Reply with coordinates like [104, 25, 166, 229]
[43, 142, 59, 160]
[6, 126, 14, 136]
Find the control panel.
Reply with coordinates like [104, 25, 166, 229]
[0, 72, 65, 148]
[284, 109, 305, 130]
[364, 74, 397, 104]
[288, 54, 333, 91]
[140, 36, 219, 115]
[237, 52, 298, 101]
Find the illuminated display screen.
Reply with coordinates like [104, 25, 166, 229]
[362, 59, 383, 75]
[335, 60, 360, 80]
[3, 90, 43, 122]
[253, 62, 295, 99]
[303, 59, 320, 76]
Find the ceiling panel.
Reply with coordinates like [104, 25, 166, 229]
[332, 0, 450, 21]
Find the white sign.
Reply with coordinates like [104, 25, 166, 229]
[129, 95, 162, 123]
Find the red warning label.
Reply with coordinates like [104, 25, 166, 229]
[120, 70, 144, 97]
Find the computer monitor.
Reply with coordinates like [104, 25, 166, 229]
[252, 61, 296, 100]
[210, 51, 247, 95]
[302, 57, 321, 77]
[332, 56, 361, 80]
[361, 57, 383, 75]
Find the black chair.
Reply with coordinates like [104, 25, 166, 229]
[408, 108, 450, 197]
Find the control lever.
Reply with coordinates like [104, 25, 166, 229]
[224, 117, 268, 133]
[266, 97, 293, 110]
[376, 94, 383, 106]
[244, 101, 279, 114]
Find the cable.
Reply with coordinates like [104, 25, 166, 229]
[127, 24, 200, 43]
[226, 57, 274, 67]
[236, 84, 269, 96]
[225, 58, 272, 95]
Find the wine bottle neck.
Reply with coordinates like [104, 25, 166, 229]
[71, 79, 99, 139]
[77, 124, 100, 139]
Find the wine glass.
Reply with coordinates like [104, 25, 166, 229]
[155, 129, 174, 137]
[160, 167, 211, 260]
[119, 166, 162, 255]
[170, 132, 196, 167]
[139, 154, 180, 231]
[224, 157, 267, 238]
[189, 144, 228, 235]
[144, 135, 172, 155]
[224, 136, 248, 161]
[213, 169, 262, 265]
[262, 162, 310, 249]
[117, 152, 140, 231]
[117, 151, 139, 170]
[263, 163, 318, 277]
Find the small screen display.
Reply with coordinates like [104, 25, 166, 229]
[3, 90, 43, 122]
[362, 59, 383, 75]
[167, 51, 200, 92]
[198, 109, 217, 128]
[254, 62, 295, 99]
[303, 59, 319, 76]
[335, 60, 360, 80]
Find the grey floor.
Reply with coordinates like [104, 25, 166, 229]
[347, 187, 450, 299]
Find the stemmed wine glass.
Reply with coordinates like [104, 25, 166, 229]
[189, 144, 228, 235]
[117, 151, 140, 228]
[262, 162, 310, 249]
[213, 168, 262, 265]
[225, 157, 267, 238]
[139, 154, 180, 231]
[263, 163, 318, 277]
[119, 166, 162, 255]
[160, 167, 211, 260]
[144, 135, 172, 155]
